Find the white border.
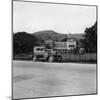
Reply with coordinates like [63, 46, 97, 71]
[0, 0, 99, 100]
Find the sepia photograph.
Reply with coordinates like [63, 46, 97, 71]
[12, 0, 97, 99]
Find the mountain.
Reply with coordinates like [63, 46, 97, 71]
[32, 30, 68, 42]
[33, 30, 84, 41]
[67, 33, 84, 40]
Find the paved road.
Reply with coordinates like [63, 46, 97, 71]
[13, 61, 97, 99]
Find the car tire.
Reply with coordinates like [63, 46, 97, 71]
[33, 55, 37, 62]
[44, 52, 48, 59]
[49, 56, 54, 63]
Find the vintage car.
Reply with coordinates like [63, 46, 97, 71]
[32, 46, 62, 62]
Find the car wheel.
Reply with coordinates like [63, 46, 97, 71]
[58, 58, 62, 62]
[33, 55, 36, 62]
[44, 52, 48, 59]
[49, 56, 54, 63]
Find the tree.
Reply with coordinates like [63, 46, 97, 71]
[83, 21, 97, 53]
[13, 32, 39, 55]
[60, 37, 68, 42]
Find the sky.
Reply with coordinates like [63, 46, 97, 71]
[13, 1, 96, 34]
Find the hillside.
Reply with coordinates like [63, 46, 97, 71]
[33, 30, 68, 41]
[33, 30, 84, 41]
[67, 33, 84, 40]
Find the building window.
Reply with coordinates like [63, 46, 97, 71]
[69, 45, 75, 48]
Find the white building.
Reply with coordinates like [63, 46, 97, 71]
[54, 39, 77, 53]
[66, 39, 76, 50]
[44, 39, 77, 53]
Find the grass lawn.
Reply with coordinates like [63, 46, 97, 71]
[13, 53, 97, 63]
[62, 53, 97, 63]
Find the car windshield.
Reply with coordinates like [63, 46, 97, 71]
[36, 48, 44, 51]
[36, 48, 40, 51]
[41, 48, 44, 51]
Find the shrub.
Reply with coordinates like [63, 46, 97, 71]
[79, 48, 85, 55]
